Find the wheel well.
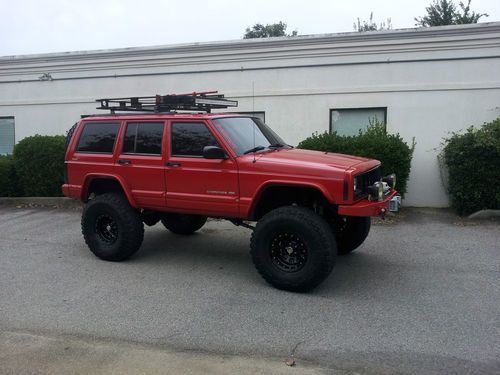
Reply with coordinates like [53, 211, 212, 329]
[252, 185, 333, 220]
[85, 178, 124, 200]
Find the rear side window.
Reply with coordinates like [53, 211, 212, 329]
[171, 122, 220, 157]
[76, 122, 120, 153]
[122, 122, 164, 155]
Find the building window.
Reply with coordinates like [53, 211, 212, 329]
[122, 122, 164, 155]
[330, 108, 386, 136]
[76, 122, 120, 154]
[237, 111, 265, 122]
[0, 117, 15, 155]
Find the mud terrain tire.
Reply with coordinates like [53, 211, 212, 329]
[250, 206, 337, 292]
[81, 193, 144, 261]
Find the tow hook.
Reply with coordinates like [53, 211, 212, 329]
[380, 208, 386, 220]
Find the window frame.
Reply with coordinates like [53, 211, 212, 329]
[75, 121, 121, 154]
[170, 121, 221, 158]
[329, 107, 387, 135]
[121, 121, 165, 156]
[0, 116, 15, 155]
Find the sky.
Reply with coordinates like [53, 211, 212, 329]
[1, 0, 499, 56]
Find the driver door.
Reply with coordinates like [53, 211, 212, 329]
[165, 121, 239, 216]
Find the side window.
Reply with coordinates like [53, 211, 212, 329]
[76, 122, 120, 153]
[171, 122, 220, 157]
[123, 122, 164, 155]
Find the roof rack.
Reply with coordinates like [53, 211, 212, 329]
[96, 91, 238, 114]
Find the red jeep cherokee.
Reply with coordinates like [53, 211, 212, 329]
[63, 93, 397, 292]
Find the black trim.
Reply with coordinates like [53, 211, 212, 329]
[354, 166, 382, 200]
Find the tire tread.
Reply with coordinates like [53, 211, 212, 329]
[250, 206, 336, 292]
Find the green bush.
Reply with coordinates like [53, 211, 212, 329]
[441, 118, 500, 215]
[298, 123, 415, 196]
[13, 135, 66, 196]
[0, 155, 22, 197]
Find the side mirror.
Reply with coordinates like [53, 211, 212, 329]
[203, 146, 227, 160]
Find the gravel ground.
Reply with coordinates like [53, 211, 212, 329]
[0, 206, 498, 374]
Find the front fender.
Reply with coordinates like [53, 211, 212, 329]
[247, 180, 336, 218]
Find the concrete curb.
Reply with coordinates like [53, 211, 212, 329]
[0, 197, 82, 208]
[468, 209, 500, 220]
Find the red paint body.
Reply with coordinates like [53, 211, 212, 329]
[63, 113, 395, 219]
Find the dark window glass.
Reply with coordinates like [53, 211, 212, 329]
[76, 122, 119, 153]
[212, 117, 287, 156]
[123, 122, 164, 155]
[171, 122, 219, 157]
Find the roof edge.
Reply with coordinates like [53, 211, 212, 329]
[1, 22, 500, 61]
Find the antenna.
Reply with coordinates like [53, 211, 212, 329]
[252, 81, 256, 163]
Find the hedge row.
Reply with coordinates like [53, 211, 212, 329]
[0, 135, 66, 197]
[298, 123, 415, 197]
[441, 118, 500, 215]
[0, 155, 21, 197]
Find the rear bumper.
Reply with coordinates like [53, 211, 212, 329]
[62, 184, 80, 200]
[62, 184, 71, 197]
[338, 189, 398, 217]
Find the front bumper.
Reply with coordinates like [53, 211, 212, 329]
[338, 189, 398, 217]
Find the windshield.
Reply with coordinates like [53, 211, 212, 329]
[211, 117, 288, 156]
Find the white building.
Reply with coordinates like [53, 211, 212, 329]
[1, 23, 499, 207]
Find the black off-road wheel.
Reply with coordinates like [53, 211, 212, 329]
[161, 213, 207, 235]
[81, 193, 144, 261]
[336, 216, 371, 255]
[250, 206, 337, 292]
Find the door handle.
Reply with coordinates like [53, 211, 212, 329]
[118, 159, 132, 165]
[166, 161, 181, 167]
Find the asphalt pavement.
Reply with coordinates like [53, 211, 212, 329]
[0, 206, 499, 374]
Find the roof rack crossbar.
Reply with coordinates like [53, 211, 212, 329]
[96, 91, 238, 113]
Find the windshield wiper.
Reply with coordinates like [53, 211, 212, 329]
[243, 146, 266, 155]
[268, 143, 285, 148]
[268, 143, 294, 149]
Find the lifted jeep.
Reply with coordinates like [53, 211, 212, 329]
[63, 92, 397, 292]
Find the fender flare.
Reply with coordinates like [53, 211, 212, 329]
[81, 173, 138, 208]
[248, 180, 335, 218]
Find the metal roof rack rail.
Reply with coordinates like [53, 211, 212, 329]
[96, 91, 238, 114]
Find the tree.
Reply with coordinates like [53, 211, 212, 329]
[354, 12, 393, 32]
[415, 0, 488, 27]
[455, 0, 488, 24]
[243, 21, 298, 39]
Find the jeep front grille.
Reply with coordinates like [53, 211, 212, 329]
[354, 167, 382, 200]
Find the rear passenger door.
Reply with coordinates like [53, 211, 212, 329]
[114, 121, 166, 209]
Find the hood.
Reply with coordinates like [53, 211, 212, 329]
[249, 148, 373, 170]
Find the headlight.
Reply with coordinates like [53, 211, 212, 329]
[368, 181, 384, 201]
[383, 173, 396, 189]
